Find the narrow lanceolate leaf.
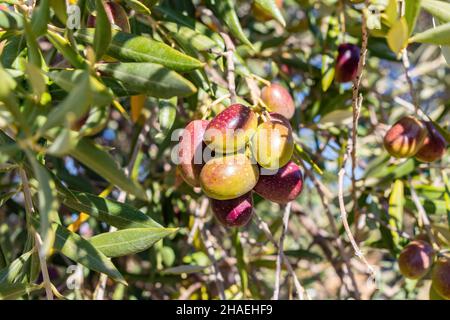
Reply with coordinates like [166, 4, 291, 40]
[388, 179, 404, 249]
[23, 14, 42, 68]
[0, 9, 23, 30]
[409, 22, 450, 45]
[404, 0, 422, 35]
[39, 72, 92, 134]
[74, 29, 204, 72]
[57, 189, 162, 229]
[47, 70, 112, 106]
[70, 138, 147, 200]
[89, 227, 177, 258]
[443, 173, 450, 229]
[123, 0, 151, 14]
[387, 18, 409, 54]
[0, 283, 42, 300]
[94, 0, 112, 61]
[421, 0, 450, 23]
[52, 223, 126, 284]
[25, 62, 47, 103]
[0, 250, 34, 285]
[97, 63, 197, 98]
[31, 0, 50, 37]
[160, 21, 219, 52]
[46, 31, 87, 69]
[206, 0, 254, 49]
[25, 151, 59, 257]
[0, 66, 21, 124]
[254, 0, 286, 27]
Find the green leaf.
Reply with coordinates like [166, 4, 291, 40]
[232, 229, 248, 297]
[57, 189, 161, 229]
[409, 21, 450, 45]
[0, 66, 21, 124]
[89, 227, 177, 258]
[442, 173, 450, 228]
[123, 0, 151, 14]
[0, 9, 23, 30]
[46, 30, 87, 69]
[70, 137, 147, 200]
[47, 69, 113, 106]
[254, 0, 286, 27]
[206, 0, 254, 49]
[388, 179, 404, 249]
[97, 62, 197, 98]
[387, 17, 409, 54]
[421, 0, 450, 23]
[0, 250, 34, 285]
[384, 0, 398, 27]
[74, 29, 204, 72]
[94, 0, 112, 61]
[52, 223, 126, 284]
[25, 151, 59, 257]
[404, 0, 422, 35]
[47, 128, 79, 156]
[162, 265, 208, 275]
[160, 21, 219, 52]
[0, 283, 42, 300]
[23, 14, 42, 68]
[25, 62, 48, 104]
[431, 120, 450, 144]
[39, 72, 92, 134]
[31, 0, 50, 37]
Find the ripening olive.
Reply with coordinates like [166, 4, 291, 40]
[204, 104, 258, 154]
[253, 161, 303, 204]
[260, 83, 295, 120]
[177, 120, 209, 187]
[384, 116, 427, 158]
[335, 43, 360, 83]
[398, 240, 435, 280]
[431, 257, 450, 300]
[415, 121, 447, 163]
[211, 192, 254, 228]
[200, 153, 259, 200]
[251, 113, 294, 170]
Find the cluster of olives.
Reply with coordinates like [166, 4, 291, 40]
[177, 84, 303, 228]
[398, 240, 450, 299]
[384, 116, 447, 162]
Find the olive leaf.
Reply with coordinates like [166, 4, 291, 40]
[51, 223, 126, 285]
[93, 0, 112, 61]
[97, 62, 197, 98]
[74, 29, 204, 72]
[89, 227, 177, 258]
[57, 189, 161, 229]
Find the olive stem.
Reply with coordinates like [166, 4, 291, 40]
[273, 202, 292, 300]
[349, 0, 369, 247]
[220, 32, 237, 104]
[408, 177, 440, 251]
[196, 198, 226, 300]
[254, 212, 309, 300]
[201, 94, 231, 120]
[19, 168, 54, 300]
[305, 169, 362, 300]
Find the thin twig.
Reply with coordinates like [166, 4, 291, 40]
[408, 177, 440, 250]
[305, 170, 361, 300]
[338, 0, 376, 283]
[220, 32, 237, 104]
[19, 168, 53, 300]
[254, 213, 309, 300]
[350, 0, 370, 232]
[401, 50, 419, 115]
[273, 202, 292, 300]
[196, 198, 226, 300]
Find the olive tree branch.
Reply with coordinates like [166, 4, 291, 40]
[305, 170, 361, 300]
[19, 168, 53, 300]
[197, 198, 226, 300]
[350, 0, 370, 234]
[273, 202, 292, 300]
[408, 176, 440, 251]
[254, 212, 309, 300]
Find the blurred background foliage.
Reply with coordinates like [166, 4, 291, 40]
[0, 0, 449, 300]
